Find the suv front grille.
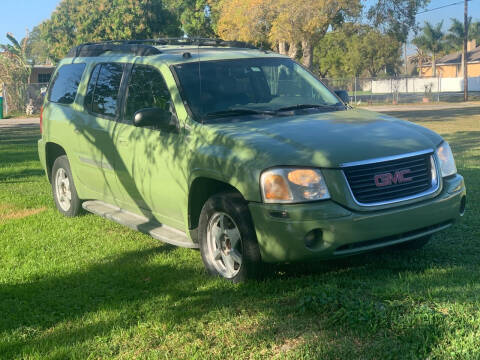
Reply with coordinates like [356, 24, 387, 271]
[343, 152, 436, 205]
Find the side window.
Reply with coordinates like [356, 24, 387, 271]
[48, 63, 86, 104]
[84, 63, 124, 117]
[125, 65, 171, 121]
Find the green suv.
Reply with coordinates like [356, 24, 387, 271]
[38, 39, 466, 282]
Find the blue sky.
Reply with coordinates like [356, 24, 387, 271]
[1, 0, 479, 46]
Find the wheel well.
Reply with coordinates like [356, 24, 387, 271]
[45, 143, 66, 183]
[188, 178, 241, 231]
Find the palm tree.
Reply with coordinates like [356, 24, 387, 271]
[409, 48, 431, 76]
[0, 32, 31, 113]
[0, 32, 30, 81]
[446, 17, 480, 75]
[413, 21, 446, 77]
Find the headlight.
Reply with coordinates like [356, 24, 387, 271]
[260, 168, 330, 203]
[436, 141, 457, 177]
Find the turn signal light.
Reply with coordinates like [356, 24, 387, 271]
[263, 174, 292, 201]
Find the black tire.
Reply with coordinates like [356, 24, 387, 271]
[395, 235, 431, 251]
[198, 192, 263, 282]
[51, 155, 83, 217]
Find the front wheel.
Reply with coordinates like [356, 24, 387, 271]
[199, 192, 263, 282]
[51, 155, 82, 217]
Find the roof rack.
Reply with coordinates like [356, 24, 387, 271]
[66, 38, 259, 58]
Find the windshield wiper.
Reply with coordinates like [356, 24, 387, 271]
[275, 103, 344, 112]
[204, 108, 277, 119]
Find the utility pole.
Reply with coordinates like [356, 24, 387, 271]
[464, 0, 468, 101]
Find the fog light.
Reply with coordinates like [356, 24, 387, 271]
[304, 229, 323, 250]
[460, 196, 466, 216]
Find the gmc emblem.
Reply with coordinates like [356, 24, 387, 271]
[374, 169, 413, 187]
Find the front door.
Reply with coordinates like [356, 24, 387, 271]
[112, 63, 187, 229]
[73, 62, 126, 203]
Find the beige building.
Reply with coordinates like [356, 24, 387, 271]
[420, 40, 480, 78]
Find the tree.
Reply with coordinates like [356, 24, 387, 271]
[313, 24, 401, 78]
[40, 0, 182, 61]
[358, 28, 402, 77]
[367, 0, 431, 43]
[165, 0, 215, 37]
[409, 48, 431, 75]
[269, 0, 361, 69]
[413, 21, 446, 77]
[0, 32, 31, 112]
[25, 26, 52, 65]
[446, 17, 480, 74]
[216, 0, 361, 69]
[216, 0, 274, 46]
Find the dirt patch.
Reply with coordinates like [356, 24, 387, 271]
[0, 204, 47, 222]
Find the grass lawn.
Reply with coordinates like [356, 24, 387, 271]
[0, 108, 479, 359]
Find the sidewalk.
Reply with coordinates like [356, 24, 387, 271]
[0, 117, 40, 128]
[362, 102, 480, 112]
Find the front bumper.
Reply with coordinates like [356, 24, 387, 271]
[249, 174, 466, 263]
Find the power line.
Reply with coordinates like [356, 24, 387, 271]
[417, 0, 472, 15]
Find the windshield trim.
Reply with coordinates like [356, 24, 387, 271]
[169, 57, 344, 124]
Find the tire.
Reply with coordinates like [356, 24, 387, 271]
[51, 155, 83, 217]
[395, 235, 431, 251]
[198, 192, 263, 282]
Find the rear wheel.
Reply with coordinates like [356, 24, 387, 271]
[199, 192, 262, 282]
[52, 155, 82, 217]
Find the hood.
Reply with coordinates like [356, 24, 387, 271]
[206, 108, 443, 169]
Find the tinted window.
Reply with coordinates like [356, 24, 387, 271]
[49, 63, 86, 104]
[174, 58, 339, 121]
[85, 63, 124, 117]
[125, 65, 170, 121]
[84, 65, 101, 112]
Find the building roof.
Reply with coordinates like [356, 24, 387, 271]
[435, 46, 480, 65]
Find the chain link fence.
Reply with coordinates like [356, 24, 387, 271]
[320, 76, 480, 105]
[2, 83, 48, 116]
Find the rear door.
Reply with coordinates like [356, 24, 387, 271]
[112, 63, 187, 229]
[73, 62, 126, 203]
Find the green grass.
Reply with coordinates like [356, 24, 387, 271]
[0, 108, 479, 359]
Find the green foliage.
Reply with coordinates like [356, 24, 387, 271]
[24, 27, 52, 65]
[413, 21, 446, 76]
[445, 17, 480, 53]
[40, 0, 182, 61]
[367, 0, 431, 43]
[0, 32, 31, 112]
[314, 25, 401, 78]
[165, 0, 215, 37]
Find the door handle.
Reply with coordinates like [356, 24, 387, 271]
[73, 128, 80, 134]
[118, 138, 129, 145]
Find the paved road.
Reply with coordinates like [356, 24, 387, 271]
[362, 102, 480, 112]
[0, 117, 40, 128]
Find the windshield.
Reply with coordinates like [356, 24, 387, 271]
[173, 57, 342, 121]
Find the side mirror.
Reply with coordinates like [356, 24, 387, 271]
[334, 90, 350, 104]
[133, 107, 176, 130]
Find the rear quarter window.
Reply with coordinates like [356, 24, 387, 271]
[48, 63, 86, 104]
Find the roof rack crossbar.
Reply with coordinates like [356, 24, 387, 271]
[66, 38, 260, 58]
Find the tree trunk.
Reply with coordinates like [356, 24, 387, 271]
[419, 58, 423, 77]
[301, 39, 313, 69]
[278, 41, 287, 55]
[432, 52, 436, 77]
[287, 42, 298, 59]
